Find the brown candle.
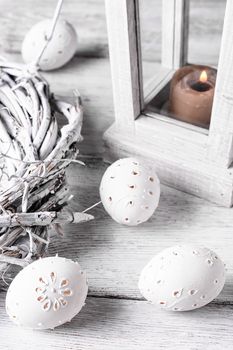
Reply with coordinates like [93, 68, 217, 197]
[169, 65, 217, 128]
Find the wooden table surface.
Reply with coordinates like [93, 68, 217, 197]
[0, 0, 232, 348]
[0, 53, 232, 350]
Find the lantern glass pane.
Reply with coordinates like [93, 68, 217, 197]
[140, 0, 226, 132]
[188, 0, 226, 67]
[138, 0, 162, 96]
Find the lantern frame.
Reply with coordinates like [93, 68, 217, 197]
[103, 0, 233, 206]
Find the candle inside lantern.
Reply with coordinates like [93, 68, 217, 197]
[169, 65, 217, 128]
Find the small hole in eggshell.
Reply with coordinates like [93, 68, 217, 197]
[148, 191, 153, 195]
[149, 177, 154, 182]
[109, 196, 112, 202]
[132, 171, 139, 175]
[144, 206, 149, 210]
[129, 185, 135, 189]
[125, 218, 129, 222]
[192, 250, 199, 255]
[132, 161, 138, 165]
[60, 279, 69, 288]
[188, 289, 198, 296]
[61, 289, 72, 297]
[172, 252, 178, 256]
[214, 279, 218, 284]
[173, 289, 183, 298]
[39, 277, 48, 285]
[37, 295, 46, 302]
[192, 304, 198, 307]
[50, 271, 56, 282]
[43, 300, 51, 311]
[200, 295, 205, 299]
[159, 301, 166, 305]
[173, 307, 179, 311]
[110, 176, 115, 179]
[206, 259, 213, 266]
[156, 280, 161, 284]
[59, 297, 68, 307]
[58, 50, 63, 54]
[53, 300, 60, 311]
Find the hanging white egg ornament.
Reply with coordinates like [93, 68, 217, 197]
[6, 256, 88, 329]
[100, 158, 160, 226]
[22, 19, 77, 71]
[138, 245, 226, 311]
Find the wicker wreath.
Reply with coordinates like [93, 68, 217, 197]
[0, 61, 93, 283]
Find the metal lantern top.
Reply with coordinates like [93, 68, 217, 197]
[104, 0, 233, 206]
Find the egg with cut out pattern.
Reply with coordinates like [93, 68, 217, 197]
[138, 245, 226, 311]
[99, 158, 160, 226]
[22, 19, 77, 71]
[6, 256, 88, 329]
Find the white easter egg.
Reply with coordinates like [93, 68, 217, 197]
[138, 245, 225, 311]
[100, 158, 160, 226]
[22, 19, 77, 70]
[6, 256, 88, 329]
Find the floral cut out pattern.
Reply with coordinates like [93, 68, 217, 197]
[35, 272, 73, 312]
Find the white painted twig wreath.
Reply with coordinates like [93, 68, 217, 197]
[0, 0, 94, 281]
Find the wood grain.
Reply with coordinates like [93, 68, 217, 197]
[1, 294, 233, 350]
[0, 1, 232, 349]
[42, 159, 233, 302]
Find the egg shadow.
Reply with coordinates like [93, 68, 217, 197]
[57, 296, 123, 331]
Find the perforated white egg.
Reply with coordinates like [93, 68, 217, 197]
[100, 158, 160, 226]
[22, 19, 77, 70]
[6, 256, 88, 329]
[138, 245, 226, 311]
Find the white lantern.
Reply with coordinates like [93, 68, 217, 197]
[104, 0, 233, 206]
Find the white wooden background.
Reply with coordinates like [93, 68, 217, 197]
[0, 0, 232, 349]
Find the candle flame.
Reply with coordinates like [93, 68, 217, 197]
[200, 70, 208, 83]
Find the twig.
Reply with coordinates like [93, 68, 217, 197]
[82, 201, 102, 213]
[0, 211, 94, 227]
[34, 0, 64, 68]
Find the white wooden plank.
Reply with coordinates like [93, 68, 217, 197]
[62, 158, 233, 299]
[0, 0, 226, 69]
[0, 159, 233, 349]
[1, 159, 232, 299]
[0, 294, 233, 350]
